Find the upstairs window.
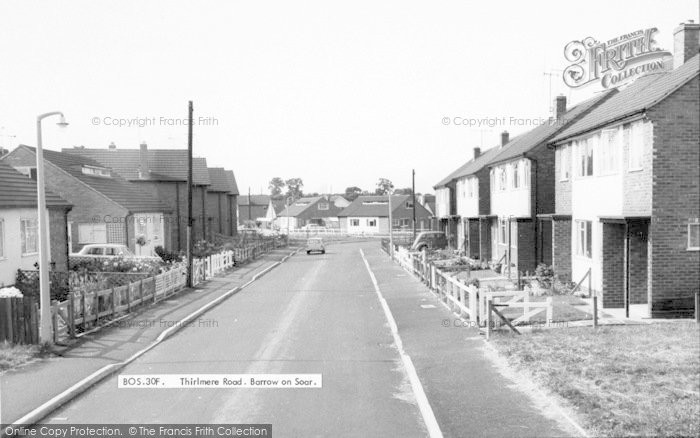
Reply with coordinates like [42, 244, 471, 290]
[576, 137, 594, 177]
[599, 128, 621, 175]
[498, 167, 507, 191]
[81, 166, 111, 177]
[512, 163, 520, 189]
[317, 202, 329, 211]
[405, 201, 414, 209]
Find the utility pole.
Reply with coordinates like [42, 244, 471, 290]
[412, 168, 416, 240]
[186, 101, 194, 287]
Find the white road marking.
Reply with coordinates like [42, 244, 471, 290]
[359, 249, 443, 438]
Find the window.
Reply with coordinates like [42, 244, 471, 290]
[20, 218, 38, 255]
[317, 202, 329, 211]
[350, 219, 360, 227]
[688, 222, 700, 250]
[0, 219, 4, 259]
[81, 166, 111, 177]
[560, 145, 571, 181]
[576, 137, 594, 177]
[498, 167, 507, 191]
[367, 219, 377, 227]
[626, 122, 644, 171]
[490, 169, 495, 193]
[599, 128, 620, 175]
[522, 160, 530, 188]
[400, 218, 410, 227]
[78, 223, 107, 244]
[498, 219, 508, 244]
[575, 220, 592, 257]
[392, 219, 400, 227]
[512, 163, 519, 189]
[405, 201, 414, 209]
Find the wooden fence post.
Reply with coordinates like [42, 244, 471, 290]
[486, 300, 492, 341]
[111, 287, 117, 319]
[593, 295, 598, 328]
[51, 301, 58, 344]
[81, 293, 86, 330]
[67, 292, 75, 338]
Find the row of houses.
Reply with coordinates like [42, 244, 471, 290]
[433, 22, 699, 318]
[237, 193, 435, 234]
[0, 142, 240, 286]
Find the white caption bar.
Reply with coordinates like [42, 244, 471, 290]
[118, 374, 322, 388]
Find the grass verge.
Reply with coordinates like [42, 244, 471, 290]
[491, 323, 700, 437]
[0, 341, 53, 372]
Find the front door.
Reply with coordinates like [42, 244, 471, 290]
[134, 213, 164, 256]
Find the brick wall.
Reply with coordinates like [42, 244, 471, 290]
[478, 218, 491, 261]
[647, 76, 700, 317]
[601, 223, 625, 308]
[551, 218, 572, 282]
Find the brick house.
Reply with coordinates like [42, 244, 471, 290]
[548, 24, 699, 317]
[206, 167, 239, 239]
[2, 146, 172, 256]
[63, 143, 212, 251]
[487, 92, 615, 274]
[0, 161, 71, 286]
[338, 195, 432, 234]
[434, 132, 510, 252]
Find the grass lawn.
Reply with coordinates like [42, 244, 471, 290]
[0, 341, 51, 372]
[491, 323, 700, 437]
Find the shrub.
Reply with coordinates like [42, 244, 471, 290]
[155, 245, 183, 263]
[535, 263, 554, 290]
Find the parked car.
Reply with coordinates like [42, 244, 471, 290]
[410, 231, 448, 252]
[306, 237, 325, 255]
[71, 244, 159, 260]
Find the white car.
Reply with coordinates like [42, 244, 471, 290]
[71, 244, 159, 260]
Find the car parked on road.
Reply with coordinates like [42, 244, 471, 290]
[410, 231, 448, 252]
[306, 237, 326, 255]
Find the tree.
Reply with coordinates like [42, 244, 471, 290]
[375, 178, 394, 195]
[268, 177, 286, 198]
[285, 178, 304, 200]
[344, 186, 362, 201]
[394, 187, 413, 195]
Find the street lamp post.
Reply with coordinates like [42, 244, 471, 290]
[36, 111, 68, 344]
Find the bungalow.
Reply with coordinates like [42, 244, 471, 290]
[63, 142, 212, 250]
[548, 22, 699, 317]
[487, 91, 615, 274]
[276, 195, 347, 230]
[206, 167, 239, 239]
[2, 146, 171, 256]
[338, 195, 432, 234]
[0, 161, 72, 286]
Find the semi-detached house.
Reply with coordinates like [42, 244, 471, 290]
[548, 22, 699, 317]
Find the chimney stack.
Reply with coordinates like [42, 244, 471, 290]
[674, 20, 700, 69]
[473, 147, 481, 160]
[501, 131, 509, 147]
[108, 141, 116, 149]
[139, 142, 150, 179]
[555, 95, 567, 120]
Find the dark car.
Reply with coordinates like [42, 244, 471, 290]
[410, 231, 447, 252]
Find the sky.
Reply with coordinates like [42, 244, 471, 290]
[0, 0, 697, 195]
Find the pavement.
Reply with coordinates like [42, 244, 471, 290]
[1, 241, 583, 437]
[0, 246, 298, 427]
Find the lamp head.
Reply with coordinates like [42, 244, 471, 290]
[56, 115, 69, 128]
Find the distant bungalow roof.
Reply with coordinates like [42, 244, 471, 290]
[0, 160, 71, 209]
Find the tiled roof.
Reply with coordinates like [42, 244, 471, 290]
[0, 160, 71, 209]
[488, 91, 616, 165]
[62, 146, 211, 185]
[277, 197, 322, 217]
[208, 167, 233, 193]
[338, 195, 410, 217]
[17, 146, 171, 213]
[552, 55, 700, 143]
[434, 146, 502, 188]
[225, 170, 239, 195]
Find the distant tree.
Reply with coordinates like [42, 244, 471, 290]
[285, 178, 304, 200]
[394, 187, 413, 195]
[375, 178, 394, 195]
[344, 186, 362, 201]
[268, 177, 286, 198]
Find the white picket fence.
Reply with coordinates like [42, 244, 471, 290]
[389, 245, 552, 329]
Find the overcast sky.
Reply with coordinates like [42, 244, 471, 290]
[0, 1, 697, 195]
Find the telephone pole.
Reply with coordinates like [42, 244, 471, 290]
[186, 101, 194, 287]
